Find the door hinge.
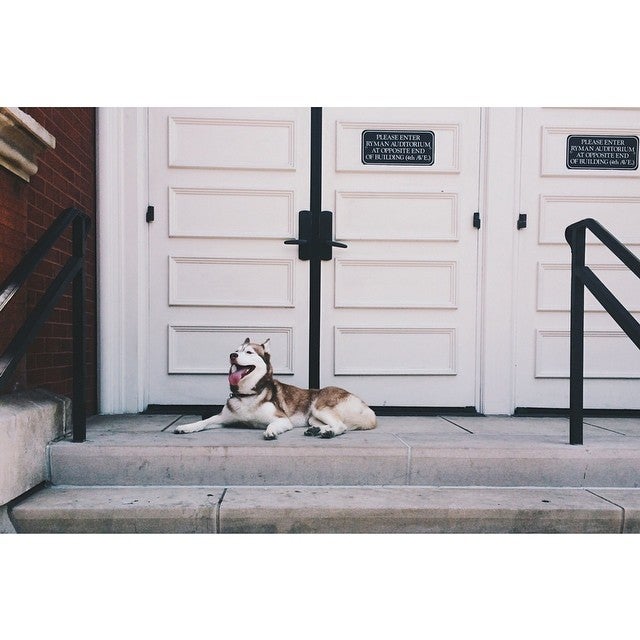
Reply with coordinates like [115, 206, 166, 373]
[146, 205, 155, 223]
[473, 212, 481, 229]
[517, 213, 527, 230]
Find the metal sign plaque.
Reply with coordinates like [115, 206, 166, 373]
[566, 135, 639, 170]
[362, 130, 434, 166]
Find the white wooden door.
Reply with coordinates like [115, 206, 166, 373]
[320, 108, 482, 407]
[515, 108, 640, 410]
[148, 108, 310, 404]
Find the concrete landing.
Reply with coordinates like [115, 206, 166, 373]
[46, 414, 640, 487]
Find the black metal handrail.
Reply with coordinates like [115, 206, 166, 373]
[0, 206, 91, 442]
[565, 218, 640, 445]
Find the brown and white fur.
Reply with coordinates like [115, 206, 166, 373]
[174, 338, 377, 440]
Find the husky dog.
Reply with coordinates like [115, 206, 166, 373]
[174, 338, 377, 440]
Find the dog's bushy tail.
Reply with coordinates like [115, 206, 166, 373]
[356, 405, 377, 430]
[344, 401, 376, 431]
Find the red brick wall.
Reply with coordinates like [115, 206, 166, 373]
[0, 108, 97, 414]
[0, 170, 28, 389]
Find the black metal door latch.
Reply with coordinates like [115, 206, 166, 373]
[285, 210, 347, 261]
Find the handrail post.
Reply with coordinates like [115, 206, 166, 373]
[72, 215, 86, 443]
[569, 225, 585, 445]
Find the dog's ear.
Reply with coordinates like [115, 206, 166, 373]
[243, 338, 251, 345]
[261, 338, 270, 354]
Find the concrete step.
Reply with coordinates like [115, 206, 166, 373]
[10, 485, 640, 533]
[46, 415, 640, 488]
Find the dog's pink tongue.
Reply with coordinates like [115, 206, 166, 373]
[229, 367, 248, 386]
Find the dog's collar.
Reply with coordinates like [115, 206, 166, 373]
[229, 376, 274, 400]
[229, 390, 257, 399]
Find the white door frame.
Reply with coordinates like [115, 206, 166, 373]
[97, 107, 522, 415]
[97, 107, 149, 413]
[477, 107, 522, 414]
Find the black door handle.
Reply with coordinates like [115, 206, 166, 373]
[284, 211, 312, 260]
[284, 210, 347, 261]
[319, 211, 347, 260]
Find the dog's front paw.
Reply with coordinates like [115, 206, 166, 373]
[320, 430, 336, 439]
[173, 423, 200, 434]
[263, 430, 277, 441]
[304, 426, 321, 437]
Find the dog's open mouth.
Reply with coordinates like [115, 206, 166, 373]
[228, 364, 255, 386]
